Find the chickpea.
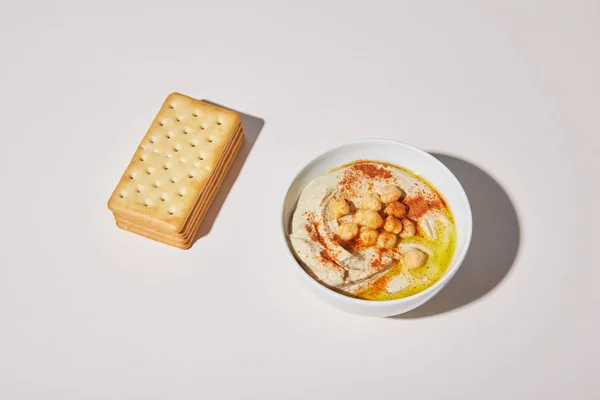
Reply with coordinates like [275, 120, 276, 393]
[360, 227, 379, 246]
[355, 209, 383, 229]
[377, 231, 397, 249]
[380, 185, 403, 203]
[402, 248, 428, 269]
[338, 222, 359, 241]
[360, 193, 382, 211]
[383, 215, 403, 234]
[399, 218, 416, 238]
[384, 201, 407, 218]
[329, 198, 350, 219]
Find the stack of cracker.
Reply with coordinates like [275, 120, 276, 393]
[108, 93, 244, 249]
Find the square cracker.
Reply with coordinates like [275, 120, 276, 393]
[110, 124, 243, 236]
[108, 93, 241, 232]
[113, 130, 244, 247]
[113, 138, 241, 248]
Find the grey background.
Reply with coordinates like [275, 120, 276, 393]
[1, 0, 599, 399]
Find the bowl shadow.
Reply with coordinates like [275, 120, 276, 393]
[394, 153, 520, 318]
[192, 101, 264, 242]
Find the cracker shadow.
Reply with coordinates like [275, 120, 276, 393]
[394, 154, 520, 318]
[192, 101, 264, 242]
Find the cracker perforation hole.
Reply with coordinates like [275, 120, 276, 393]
[217, 121, 222, 125]
[176, 117, 181, 123]
[170, 177, 177, 184]
[183, 130, 188, 135]
[169, 105, 174, 109]
[166, 133, 172, 139]
[152, 182, 159, 188]
[193, 113, 198, 117]
[163, 165, 169, 170]
[191, 142, 196, 147]
[150, 137, 156, 144]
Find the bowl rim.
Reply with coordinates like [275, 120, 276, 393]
[280, 138, 473, 308]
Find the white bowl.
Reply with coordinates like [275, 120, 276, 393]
[281, 139, 473, 317]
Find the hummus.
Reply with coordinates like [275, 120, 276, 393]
[289, 161, 456, 300]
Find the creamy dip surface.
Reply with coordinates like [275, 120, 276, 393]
[289, 161, 456, 300]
